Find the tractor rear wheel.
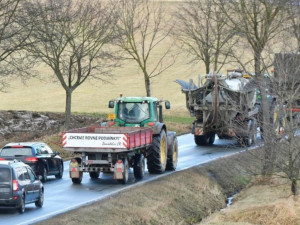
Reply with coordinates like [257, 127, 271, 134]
[133, 154, 145, 179]
[147, 130, 167, 174]
[166, 137, 178, 170]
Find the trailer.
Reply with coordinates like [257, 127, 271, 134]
[176, 72, 259, 146]
[62, 126, 153, 184]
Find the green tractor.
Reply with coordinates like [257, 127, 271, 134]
[108, 96, 178, 173]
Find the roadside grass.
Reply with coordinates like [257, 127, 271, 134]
[200, 176, 300, 225]
[38, 167, 227, 225]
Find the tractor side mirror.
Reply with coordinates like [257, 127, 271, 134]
[165, 101, 170, 109]
[108, 100, 115, 108]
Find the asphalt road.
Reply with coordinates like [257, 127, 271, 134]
[0, 134, 248, 225]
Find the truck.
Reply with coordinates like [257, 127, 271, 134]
[176, 71, 259, 146]
[272, 53, 300, 132]
[62, 96, 178, 184]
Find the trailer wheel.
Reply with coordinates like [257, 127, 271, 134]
[208, 133, 215, 145]
[195, 133, 215, 146]
[166, 137, 178, 171]
[147, 130, 168, 174]
[72, 172, 83, 184]
[118, 158, 129, 184]
[89, 171, 100, 179]
[133, 154, 145, 179]
[240, 120, 257, 146]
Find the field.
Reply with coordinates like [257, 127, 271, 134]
[1, 1, 298, 225]
[0, 43, 201, 116]
[0, 2, 201, 115]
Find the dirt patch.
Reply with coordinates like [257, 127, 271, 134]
[0, 110, 101, 148]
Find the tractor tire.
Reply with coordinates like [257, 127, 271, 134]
[89, 171, 100, 179]
[133, 154, 145, 179]
[166, 137, 178, 171]
[147, 130, 168, 174]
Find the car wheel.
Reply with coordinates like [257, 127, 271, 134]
[55, 162, 63, 179]
[42, 167, 47, 183]
[18, 194, 25, 214]
[35, 189, 44, 208]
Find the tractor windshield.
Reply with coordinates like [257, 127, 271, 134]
[117, 102, 150, 123]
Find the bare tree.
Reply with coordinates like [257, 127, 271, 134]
[22, 0, 118, 129]
[175, 0, 237, 74]
[286, 0, 300, 52]
[259, 53, 300, 195]
[214, 0, 290, 175]
[116, 0, 174, 97]
[0, 0, 33, 91]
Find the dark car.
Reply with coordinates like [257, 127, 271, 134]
[0, 160, 44, 213]
[0, 142, 63, 182]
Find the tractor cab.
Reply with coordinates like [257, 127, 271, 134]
[108, 97, 170, 129]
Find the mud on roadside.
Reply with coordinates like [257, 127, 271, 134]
[0, 110, 101, 147]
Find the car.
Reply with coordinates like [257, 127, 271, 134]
[0, 142, 64, 183]
[0, 160, 44, 213]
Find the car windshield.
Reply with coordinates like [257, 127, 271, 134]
[117, 102, 150, 123]
[0, 168, 11, 182]
[0, 147, 32, 157]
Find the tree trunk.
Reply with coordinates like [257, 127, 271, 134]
[205, 57, 210, 74]
[64, 89, 73, 130]
[292, 179, 298, 196]
[254, 49, 274, 176]
[144, 73, 151, 97]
